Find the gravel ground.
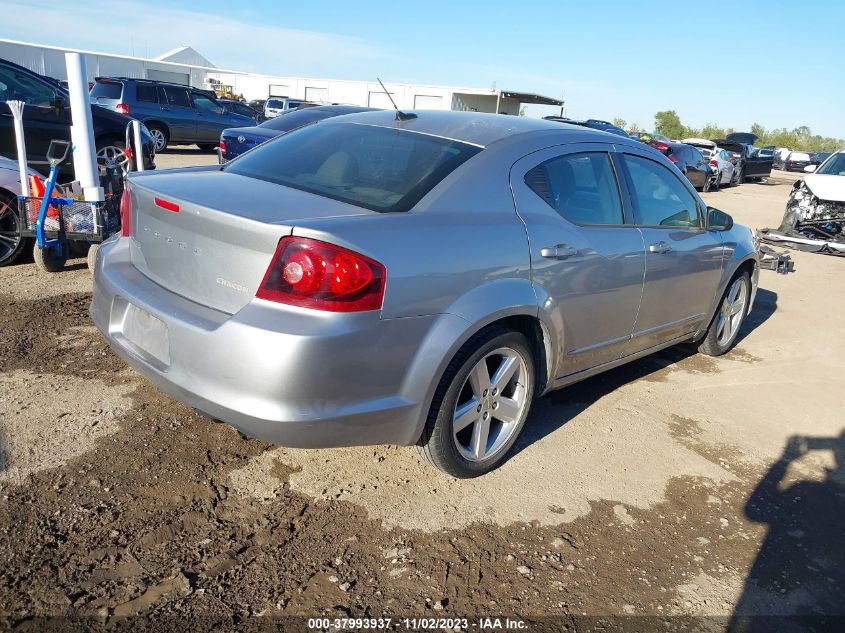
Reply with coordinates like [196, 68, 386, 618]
[1, 157, 843, 630]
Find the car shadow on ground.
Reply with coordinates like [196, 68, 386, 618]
[511, 288, 778, 456]
[728, 431, 845, 631]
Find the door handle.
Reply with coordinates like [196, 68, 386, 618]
[648, 241, 673, 254]
[540, 244, 578, 260]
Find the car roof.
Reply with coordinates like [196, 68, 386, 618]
[325, 110, 582, 147]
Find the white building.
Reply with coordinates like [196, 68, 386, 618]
[0, 38, 562, 115]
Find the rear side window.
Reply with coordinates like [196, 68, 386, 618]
[163, 87, 190, 108]
[524, 152, 624, 225]
[135, 84, 158, 103]
[225, 122, 482, 213]
[622, 154, 701, 228]
[90, 81, 122, 100]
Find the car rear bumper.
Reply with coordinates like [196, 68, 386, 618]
[90, 237, 442, 448]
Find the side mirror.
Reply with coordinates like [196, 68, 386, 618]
[707, 207, 733, 231]
[804, 164, 817, 173]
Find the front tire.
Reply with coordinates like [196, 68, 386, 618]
[698, 272, 750, 356]
[417, 328, 535, 478]
[33, 244, 67, 273]
[146, 124, 168, 152]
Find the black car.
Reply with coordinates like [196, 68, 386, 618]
[709, 132, 772, 182]
[664, 142, 714, 191]
[0, 57, 156, 177]
[219, 105, 378, 162]
[543, 116, 630, 138]
[218, 99, 261, 121]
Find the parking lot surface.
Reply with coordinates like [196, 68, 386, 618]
[1, 154, 843, 627]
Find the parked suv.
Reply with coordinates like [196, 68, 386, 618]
[90, 78, 255, 152]
[0, 58, 156, 177]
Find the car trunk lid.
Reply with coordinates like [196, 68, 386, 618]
[126, 168, 374, 314]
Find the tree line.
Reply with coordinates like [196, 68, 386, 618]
[610, 111, 844, 153]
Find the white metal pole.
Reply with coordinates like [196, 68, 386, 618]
[131, 120, 145, 172]
[6, 100, 29, 196]
[65, 52, 104, 202]
[495, 90, 501, 114]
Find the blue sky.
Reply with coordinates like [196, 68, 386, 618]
[3, 0, 843, 136]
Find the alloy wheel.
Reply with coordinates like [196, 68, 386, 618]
[149, 128, 167, 152]
[452, 347, 529, 462]
[96, 145, 130, 177]
[715, 278, 748, 347]
[0, 195, 22, 265]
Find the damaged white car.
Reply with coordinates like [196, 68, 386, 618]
[761, 150, 845, 255]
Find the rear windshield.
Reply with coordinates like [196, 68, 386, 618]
[259, 108, 336, 131]
[267, 99, 285, 108]
[90, 81, 122, 100]
[225, 122, 482, 212]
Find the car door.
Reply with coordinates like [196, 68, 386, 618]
[744, 146, 773, 178]
[0, 64, 69, 169]
[159, 86, 196, 143]
[617, 150, 725, 353]
[511, 144, 646, 378]
[190, 92, 227, 142]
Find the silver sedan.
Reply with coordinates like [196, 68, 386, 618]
[91, 110, 758, 477]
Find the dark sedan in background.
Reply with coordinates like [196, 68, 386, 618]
[219, 105, 377, 162]
[783, 151, 813, 172]
[664, 142, 714, 191]
[710, 133, 772, 182]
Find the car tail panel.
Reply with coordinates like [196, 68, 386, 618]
[125, 169, 374, 314]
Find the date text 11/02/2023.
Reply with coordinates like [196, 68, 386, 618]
[307, 617, 528, 630]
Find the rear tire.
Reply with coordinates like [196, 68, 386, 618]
[416, 328, 535, 478]
[0, 189, 26, 266]
[33, 244, 67, 273]
[698, 272, 750, 356]
[147, 124, 168, 152]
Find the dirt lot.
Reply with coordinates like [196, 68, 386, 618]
[1, 155, 843, 631]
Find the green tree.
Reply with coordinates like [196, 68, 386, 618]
[654, 110, 686, 139]
[612, 117, 627, 130]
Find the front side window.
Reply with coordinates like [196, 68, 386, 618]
[817, 154, 845, 175]
[225, 122, 481, 213]
[192, 93, 221, 113]
[622, 154, 701, 228]
[524, 152, 624, 225]
[0, 67, 57, 107]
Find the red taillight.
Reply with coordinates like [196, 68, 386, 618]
[257, 236, 386, 312]
[120, 185, 132, 237]
[154, 197, 180, 213]
[116, 103, 130, 115]
[709, 159, 719, 167]
[668, 154, 677, 163]
[652, 142, 670, 155]
[219, 140, 227, 155]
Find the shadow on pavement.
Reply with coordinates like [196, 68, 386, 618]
[728, 431, 845, 632]
[513, 288, 778, 454]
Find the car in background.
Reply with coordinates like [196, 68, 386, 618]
[264, 97, 310, 118]
[684, 139, 736, 187]
[810, 152, 833, 167]
[0, 57, 156, 178]
[92, 111, 758, 477]
[783, 151, 813, 172]
[219, 105, 378, 162]
[773, 148, 791, 170]
[543, 117, 629, 138]
[664, 142, 714, 191]
[710, 133, 772, 182]
[219, 99, 260, 121]
[90, 77, 255, 152]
